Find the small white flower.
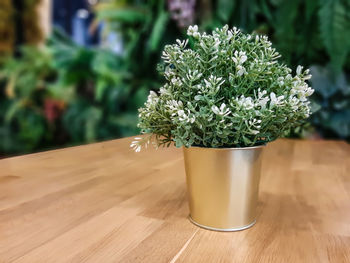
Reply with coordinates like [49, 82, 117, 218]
[186, 70, 202, 81]
[232, 51, 248, 65]
[159, 86, 171, 96]
[303, 74, 312, 80]
[296, 65, 303, 75]
[211, 105, 220, 115]
[176, 109, 195, 123]
[241, 54, 247, 64]
[176, 39, 188, 49]
[236, 96, 255, 110]
[270, 92, 285, 107]
[211, 103, 231, 116]
[187, 25, 200, 38]
[171, 77, 182, 86]
[288, 96, 300, 111]
[258, 97, 269, 109]
[145, 91, 159, 107]
[247, 119, 262, 135]
[277, 77, 284, 86]
[130, 137, 143, 152]
[258, 88, 267, 98]
[236, 65, 247, 76]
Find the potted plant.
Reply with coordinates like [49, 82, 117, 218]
[131, 25, 313, 231]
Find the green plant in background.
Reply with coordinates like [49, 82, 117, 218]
[47, 29, 143, 144]
[0, 46, 56, 153]
[1, 0, 350, 155]
[203, 0, 350, 73]
[132, 26, 313, 151]
[310, 65, 350, 140]
[95, 0, 181, 95]
[0, 28, 152, 154]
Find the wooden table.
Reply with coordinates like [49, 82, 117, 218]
[1, 137, 350, 262]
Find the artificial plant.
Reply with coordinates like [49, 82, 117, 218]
[132, 25, 314, 151]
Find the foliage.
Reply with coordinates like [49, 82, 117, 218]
[132, 26, 313, 151]
[0, 29, 146, 154]
[202, 0, 350, 74]
[95, 0, 181, 91]
[318, 0, 350, 73]
[47, 29, 141, 144]
[0, 46, 56, 153]
[1, 0, 350, 154]
[310, 65, 350, 140]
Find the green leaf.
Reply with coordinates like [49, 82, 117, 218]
[148, 11, 169, 52]
[109, 113, 137, 126]
[129, 87, 149, 109]
[319, 0, 350, 73]
[310, 65, 347, 98]
[259, 0, 274, 23]
[5, 100, 24, 123]
[216, 0, 235, 22]
[305, 0, 319, 21]
[273, 0, 301, 62]
[242, 136, 252, 145]
[97, 8, 147, 24]
[85, 107, 102, 142]
[327, 110, 350, 137]
[95, 80, 108, 102]
[18, 112, 46, 150]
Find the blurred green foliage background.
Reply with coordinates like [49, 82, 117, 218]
[0, 0, 350, 155]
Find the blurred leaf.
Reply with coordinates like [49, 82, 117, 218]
[18, 112, 46, 150]
[273, 0, 300, 63]
[259, 0, 273, 23]
[305, 0, 319, 21]
[217, 0, 236, 22]
[148, 11, 169, 52]
[5, 100, 24, 122]
[310, 65, 338, 98]
[48, 83, 75, 102]
[310, 100, 322, 113]
[326, 110, 350, 137]
[129, 86, 148, 109]
[95, 80, 108, 102]
[85, 107, 102, 142]
[97, 8, 148, 24]
[270, 0, 284, 6]
[319, 0, 350, 73]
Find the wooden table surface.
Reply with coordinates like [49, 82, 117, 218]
[1, 137, 350, 263]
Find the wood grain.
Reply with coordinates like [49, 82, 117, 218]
[0, 137, 349, 262]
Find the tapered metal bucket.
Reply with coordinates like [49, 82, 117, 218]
[183, 145, 264, 231]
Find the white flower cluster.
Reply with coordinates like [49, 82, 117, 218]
[166, 100, 195, 123]
[135, 25, 314, 150]
[187, 25, 200, 38]
[198, 75, 225, 95]
[232, 51, 248, 76]
[211, 103, 231, 117]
